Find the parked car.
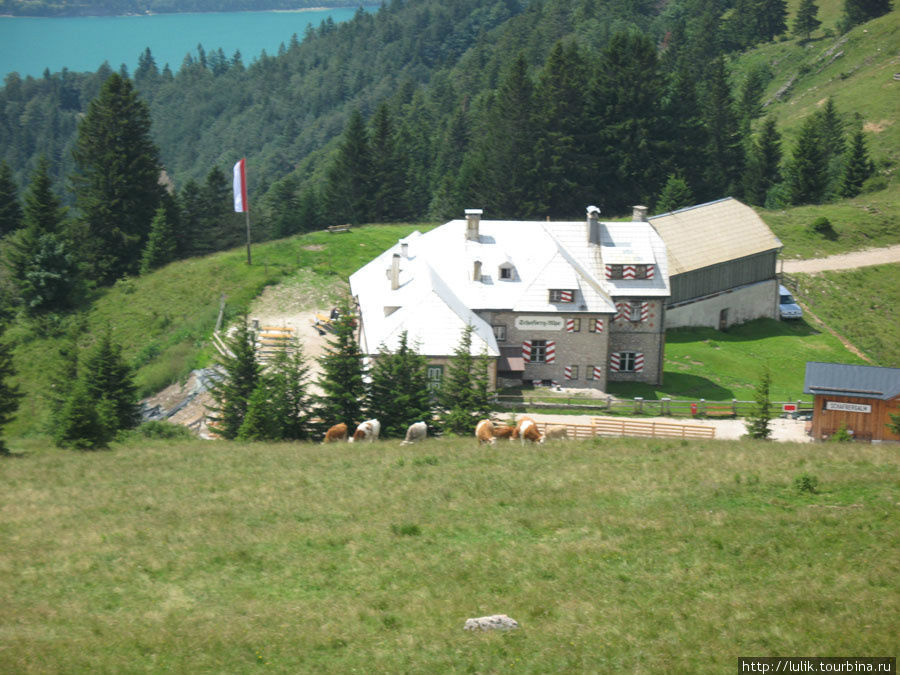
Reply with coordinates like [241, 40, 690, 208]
[778, 285, 803, 320]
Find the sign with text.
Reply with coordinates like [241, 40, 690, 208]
[825, 401, 872, 414]
[514, 316, 565, 331]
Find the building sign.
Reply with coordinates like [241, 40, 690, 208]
[514, 316, 564, 331]
[825, 401, 872, 414]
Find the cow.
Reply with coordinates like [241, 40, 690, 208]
[542, 424, 568, 442]
[323, 423, 347, 443]
[350, 418, 381, 442]
[515, 416, 541, 444]
[492, 425, 516, 441]
[475, 419, 496, 444]
[400, 421, 427, 445]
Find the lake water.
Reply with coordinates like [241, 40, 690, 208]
[0, 8, 368, 80]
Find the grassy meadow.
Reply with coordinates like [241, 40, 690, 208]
[2, 435, 898, 672]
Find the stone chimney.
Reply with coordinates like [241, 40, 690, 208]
[632, 205, 648, 222]
[473, 259, 482, 282]
[390, 253, 400, 290]
[586, 205, 601, 244]
[465, 209, 483, 241]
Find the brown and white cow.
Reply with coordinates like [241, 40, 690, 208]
[475, 419, 495, 444]
[492, 425, 517, 441]
[400, 421, 427, 445]
[515, 416, 541, 444]
[323, 423, 348, 443]
[350, 418, 381, 442]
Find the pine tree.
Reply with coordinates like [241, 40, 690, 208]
[840, 0, 893, 31]
[438, 325, 492, 436]
[70, 73, 162, 284]
[265, 338, 313, 441]
[701, 57, 745, 199]
[745, 367, 773, 440]
[787, 115, 829, 204]
[140, 206, 177, 274]
[366, 331, 432, 439]
[0, 321, 22, 455]
[53, 378, 116, 450]
[839, 128, 874, 197]
[208, 317, 260, 440]
[793, 0, 822, 41]
[323, 109, 373, 225]
[756, 0, 789, 41]
[369, 103, 408, 223]
[80, 328, 141, 432]
[744, 117, 783, 205]
[237, 381, 277, 442]
[0, 161, 22, 238]
[315, 296, 366, 431]
[656, 174, 694, 213]
[661, 69, 709, 203]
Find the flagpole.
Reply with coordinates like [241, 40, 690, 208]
[234, 157, 251, 265]
[245, 209, 252, 266]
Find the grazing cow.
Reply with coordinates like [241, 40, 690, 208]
[542, 425, 568, 443]
[515, 416, 541, 444]
[350, 418, 381, 442]
[323, 423, 347, 443]
[475, 419, 496, 445]
[492, 425, 516, 441]
[401, 421, 427, 445]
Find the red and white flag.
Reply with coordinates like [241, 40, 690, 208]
[233, 158, 248, 213]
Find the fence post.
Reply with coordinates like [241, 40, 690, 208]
[700, 398, 706, 415]
[607, 396, 613, 410]
[732, 398, 738, 415]
[662, 397, 671, 415]
[635, 397, 643, 414]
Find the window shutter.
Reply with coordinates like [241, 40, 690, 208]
[595, 318, 604, 332]
[645, 265, 655, 279]
[640, 302, 649, 322]
[609, 352, 620, 372]
[635, 352, 645, 372]
[545, 340, 556, 363]
[566, 318, 576, 332]
[522, 340, 532, 360]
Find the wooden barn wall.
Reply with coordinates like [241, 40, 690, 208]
[669, 251, 777, 305]
[811, 394, 900, 442]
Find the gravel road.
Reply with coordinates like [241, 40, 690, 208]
[781, 244, 900, 274]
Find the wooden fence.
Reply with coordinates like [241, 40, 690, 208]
[534, 418, 716, 441]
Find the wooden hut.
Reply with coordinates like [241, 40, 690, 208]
[803, 362, 900, 442]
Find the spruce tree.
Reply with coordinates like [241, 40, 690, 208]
[323, 109, 373, 225]
[369, 103, 408, 223]
[839, 128, 874, 197]
[793, 0, 822, 41]
[656, 174, 694, 213]
[0, 321, 22, 456]
[315, 296, 366, 431]
[237, 381, 277, 442]
[817, 98, 846, 193]
[81, 328, 141, 432]
[744, 117, 783, 205]
[208, 317, 260, 440]
[438, 325, 492, 436]
[366, 331, 432, 439]
[840, 0, 893, 31]
[70, 73, 162, 284]
[265, 338, 312, 441]
[140, 206, 177, 274]
[787, 115, 829, 204]
[54, 378, 116, 450]
[701, 57, 745, 199]
[0, 161, 22, 238]
[745, 367, 773, 440]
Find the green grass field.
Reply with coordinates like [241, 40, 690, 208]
[2, 436, 898, 672]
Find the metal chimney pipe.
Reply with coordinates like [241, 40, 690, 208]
[390, 253, 400, 290]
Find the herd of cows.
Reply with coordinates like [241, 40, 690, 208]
[321, 417, 569, 445]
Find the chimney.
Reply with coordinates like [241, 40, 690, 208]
[390, 253, 400, 290]
[586, 205, 601, 244]
[400, 240, 409, 258]
[465, 208, 483, 241]
[632, 205, 648, 222]
[473, 259, 482, 282]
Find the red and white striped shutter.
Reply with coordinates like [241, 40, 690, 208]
[564, 365, 574, 380]
[623, 265, 636, 279]
[566, 318, 576, 332]
[640, 302, 650, 322]
[594, 318, 604, 333]
[545, 340, 556, 363]
[634, 353, 645, 372]
[593, 365, 604, 379]
[609, 352, 621, 372]
[532, 379, 542, 387]
[560, 290, 574, 302]
[615, 303, 629, 321]
[522, 340, 532, 360]
[604, 265, 613, 279]
[645, 265, 655, 279]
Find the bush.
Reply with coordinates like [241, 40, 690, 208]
[829, 423, 853, 442]
[133, 420, 194, 440]
[794, 473, 819, 493]
[807, 216, 837, 239]
[861, 175, 888, 194]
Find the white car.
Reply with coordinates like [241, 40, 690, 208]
[778, 285, 803, 320]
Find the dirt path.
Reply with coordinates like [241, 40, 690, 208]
[781, 244, 900, 274]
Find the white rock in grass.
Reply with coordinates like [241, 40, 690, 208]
[463, 614, 520, 631]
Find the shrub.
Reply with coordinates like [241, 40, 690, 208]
[807, 216, 837, 239]
[133, 420, 194, 440]
[794, 473, 819, 493]
[829, 423, 853, 442]
[861, 175, 888, 194]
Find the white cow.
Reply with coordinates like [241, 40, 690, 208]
[400, 421, 427, 445]
[350, 418, 381, 442]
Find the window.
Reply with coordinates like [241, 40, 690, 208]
[565, 365, 579, 380]
[589, 318, 603, 333]
[549, 289, 575, 303]
[499, 266, 513, 280]
[628, 301, 643, 322]
[586, 365, 594, 380]
[492, 325, 507, 341]
[634, 264, 650, 278]
[566, 318, 581, 333]
[607, 264, 653, 280]
[607, 265, 624, 280]
[426, 365, 443, 392]
[529, 339, 547, 362]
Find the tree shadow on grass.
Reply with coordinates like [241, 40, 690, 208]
[609, 372, 734, 401]
[666, 318, 819, 344]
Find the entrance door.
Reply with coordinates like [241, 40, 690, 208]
[719, 308, 729, 331]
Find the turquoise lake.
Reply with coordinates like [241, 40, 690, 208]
[0, 7, 368, 80]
